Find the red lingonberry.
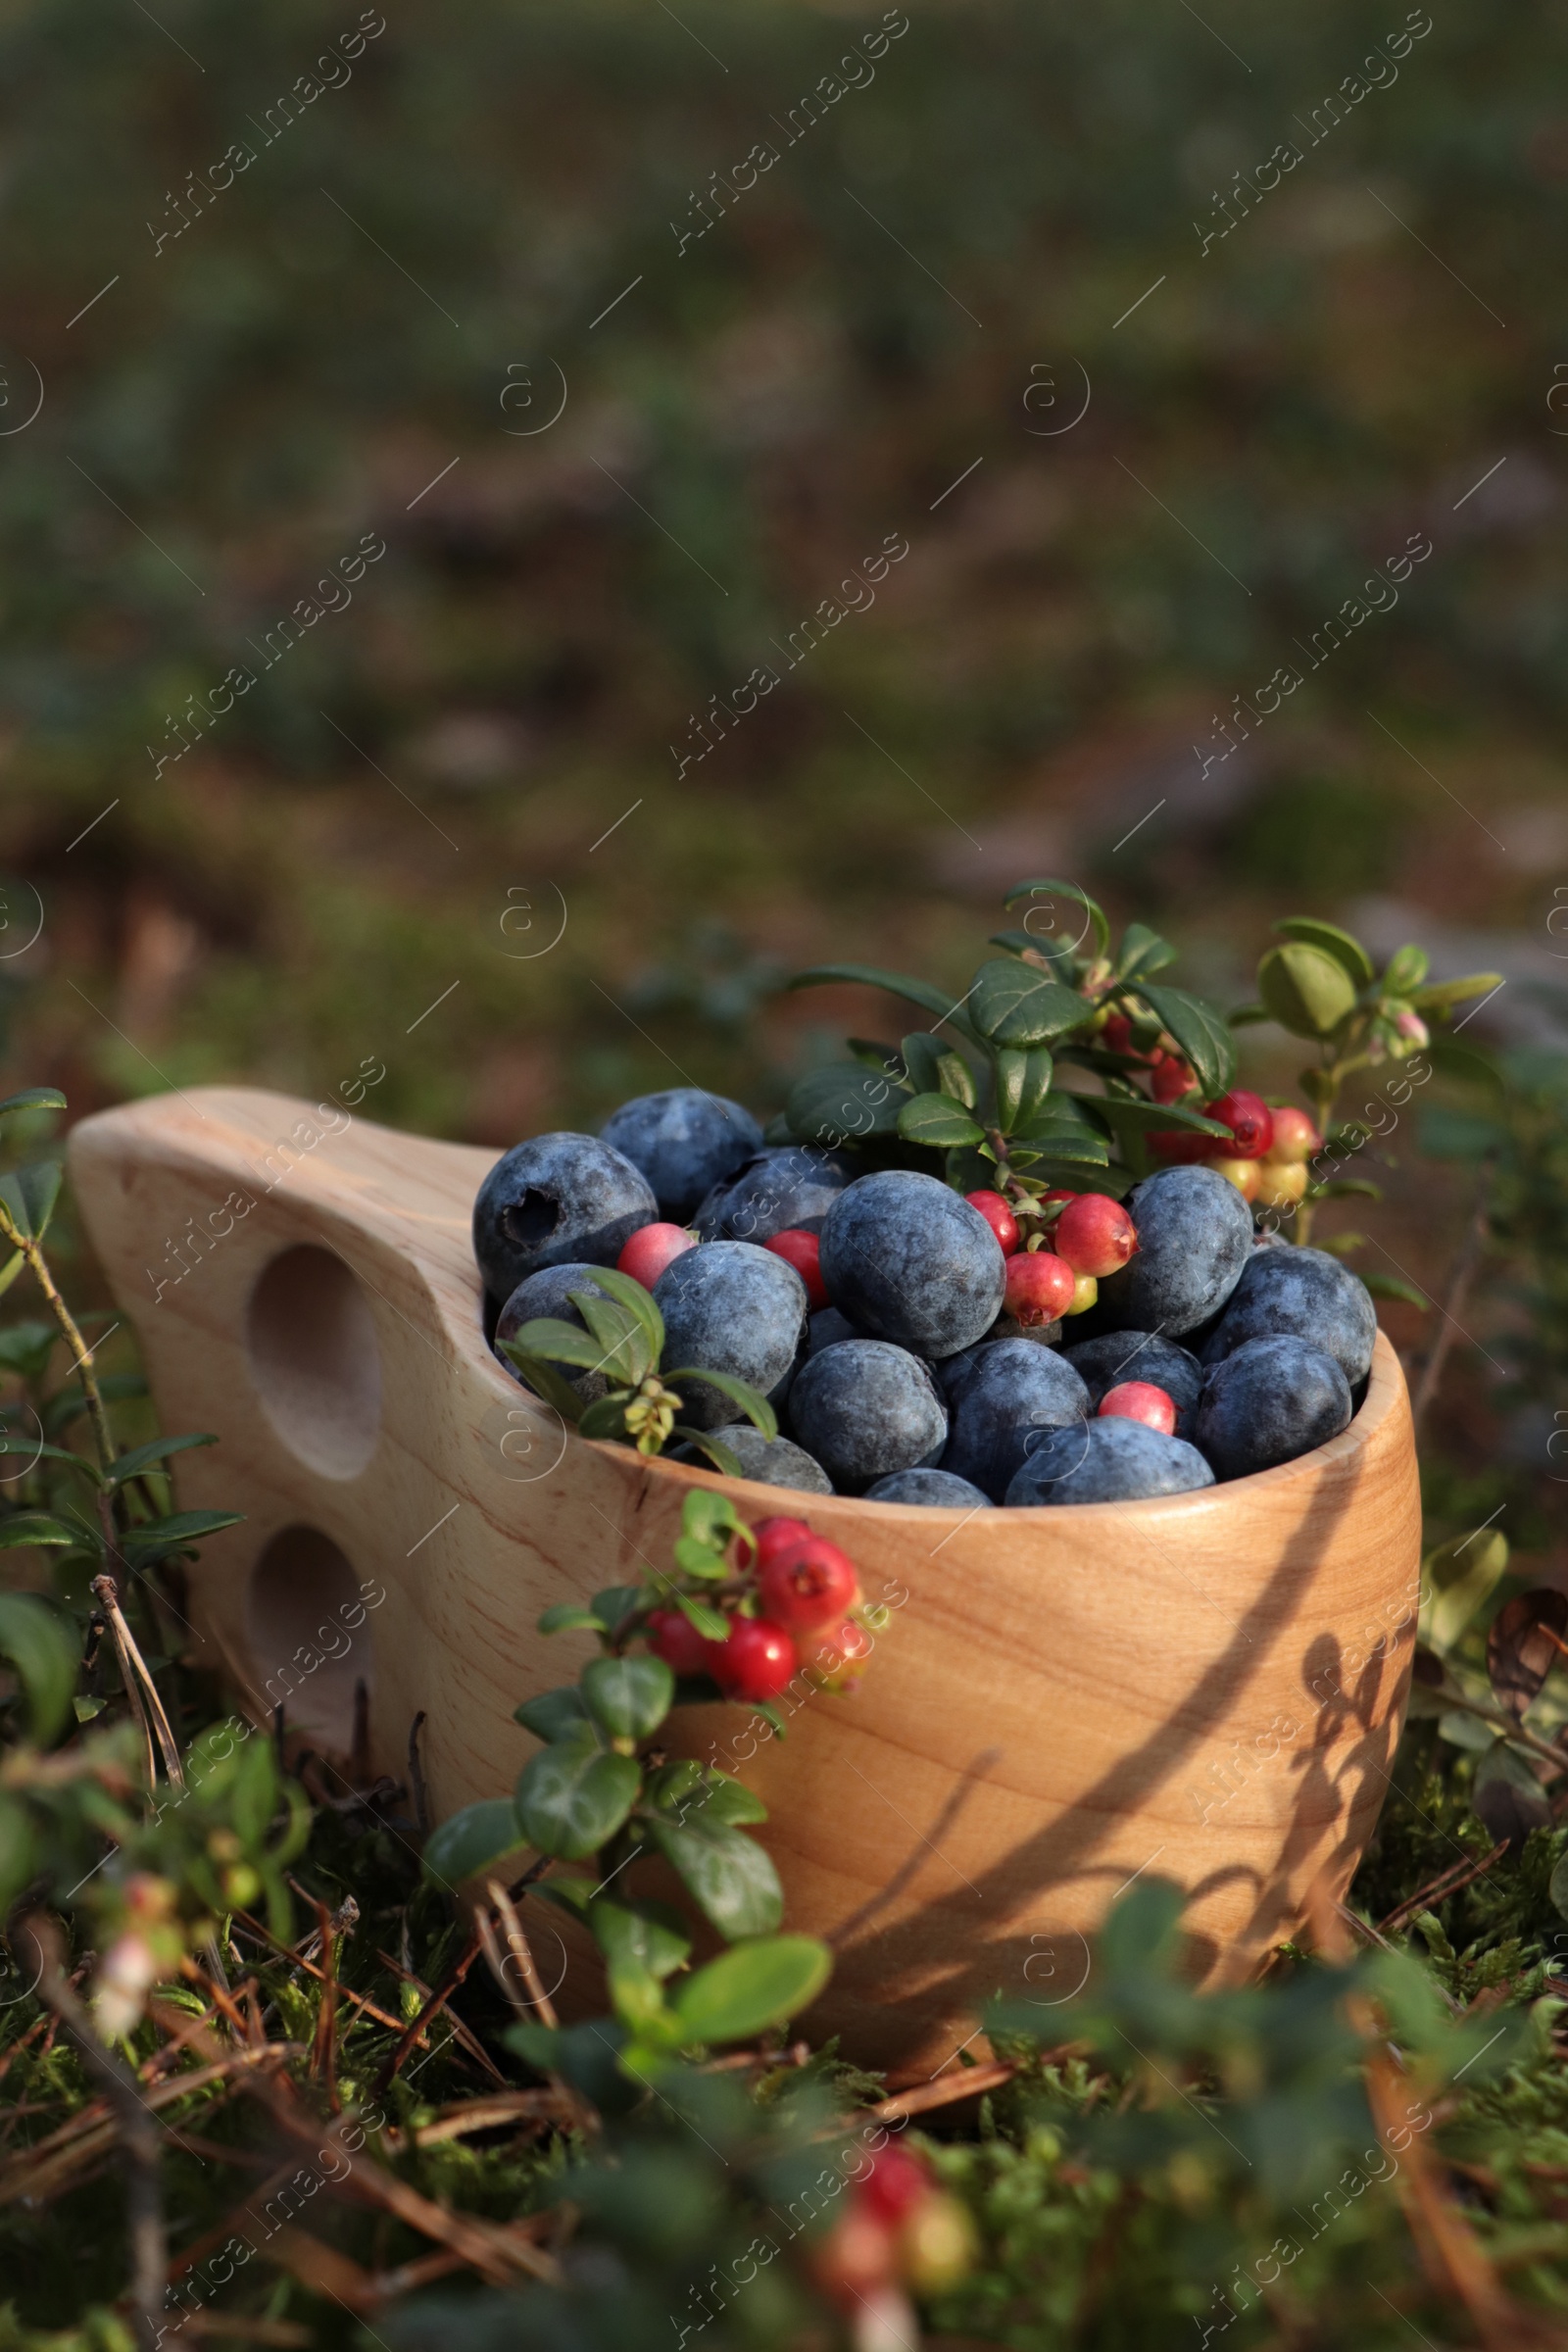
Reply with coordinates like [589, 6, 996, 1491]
[710, 1616, 798, 1702]
[616, 1222, 698, 1290]
[647, 1607, 711, 1677]
[1150, 1051, 1198, 1104]
[1202, 1089, 1274, 1160]
[810, 2207, 897, 2300]
[810, 1613, 874, 1687]
[1065, 1271, 1098, 1316]
[764, 1226, 829, 1309]
[1101, 1010, 1137, 1054]
[1053, 1194, 1138, 1278]
[1004, 1250, 1076, 1326]
[754, 1515, 813, 1573]
[1268, 1104, 1322, 1164]
[1210, 1154, 1262, 1201]
[860, 2144, 932, 2227]
[759, 1533, 859, 1631]
[964, 1189, 1019, 1254]
[1099, 1380, 1177, 1435]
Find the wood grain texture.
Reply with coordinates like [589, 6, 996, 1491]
[69, 1087, 1423, 2076]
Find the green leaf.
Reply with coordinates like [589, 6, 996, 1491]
[581, 1653, 674, 1741]
[0, 1251, 23, 1300]
[1085, 1096, 1230, 1145]
[537, 1604, 608, 1636]
[420, 1799, 524, 1886]
[0, 1513, 76, 1549]
[0, 1322, 57, 1382]
[1417, 1107, 1507, 1161]
[1408, 971, 1503, 1012]
[498, 1350, 586, 1424]
[671, 1589, 729, 1642]
[785, 1063, 905, 1148]
[646, 1757, 706, 1810]
[899, 1033, 946, 1096]
[1273, 918, 1376, 987]
[576, 1396, 634, 1440]
[785, 963, 980, 1046]
[106, 1431, 218, 1491]
[0, 1436, 102, 1483]
[0, 1162, 62, 1245]
[1113, 923, 1178, 985]
[646, 1813, 783, 1939]
[0, 1593, 78, 1745]
[1228, 1004, 1270, 1027]
[934, 1051, 976, 1109]
[1359, 1272, 1430, 1308]
[662, 1370, 777, 1441]
[1471, 1740, 1550, 1847]
[589, 1893, 693, 1982]
[606, 1955, 675, 2039]
[0, 1793, 35, 1918]
[0, 1088, 67, 1121]
[673, 1534, 728, 1578]
[669, 1428, 746, 1477]
[501, 1318, 621, 1378]
[681, 1490, 745, 1550]
[1135, 985, 1238, 1097]
[592, 1585, 646, 1639]
[120, 1509, 244, 1566]
[514, 1686, 592, 1741]
[669, 1936, 832, 2045]
[1311, 1178, 1382, 1200]
[576, 1266, 665, 1368]
[1548, 1846, 1568, 1927]
[1003, 877, 1110, 959]
[515, 1734, 641, 1860]
[970, 960, 1088, 1049]
[1421, 1528, 1509, 1655]
[897, 1093, 984, 1149]
[569, 1292, 651, 1384]
[1257, 945, 1358, 1039]
[533, 1874, 595, 1919]
[687, 1769, 768, 1826]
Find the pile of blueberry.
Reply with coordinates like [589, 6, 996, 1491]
[472, 1083, 1378, 1509]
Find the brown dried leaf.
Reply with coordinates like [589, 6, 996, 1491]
[1487, 1589, 1568, 1720]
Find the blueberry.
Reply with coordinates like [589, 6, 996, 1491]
[806, 1305, 863, 1356]
[599, 1089, 763, 1223]
[1061, 1330, 1203, 1439]
[1004, 1417, 1215, 1505]
[864, 1466, 992, 1508]
[695, 1145, 852, 1243]
[818, 1170, 1005, 1358]
[941, 1338, 1090, 1501]
[1194, 1334, 1351, 1480]
[653, 1242, 808, 1430]
[1093, 1165, 1254, 1338]
[495, 1263, 612, 1403]
[1200, 1245, 1377, 1387]
[675, 1423, 832, 1494]
[473, 1132, 657, 1300]
[787, 1339, 948, 1494]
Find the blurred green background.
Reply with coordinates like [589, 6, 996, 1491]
[1, 0, 1565, 1455]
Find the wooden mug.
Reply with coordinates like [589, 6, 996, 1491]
[70, 1088, 1422, 2076]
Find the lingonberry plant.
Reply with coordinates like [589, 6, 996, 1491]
[783, 883, 1498, 1290]
[420, 1491, 880, 2081]
[497, 1262, 777, 1473]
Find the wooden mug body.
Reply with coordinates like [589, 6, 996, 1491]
[69, 1089, 1422, 2076]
